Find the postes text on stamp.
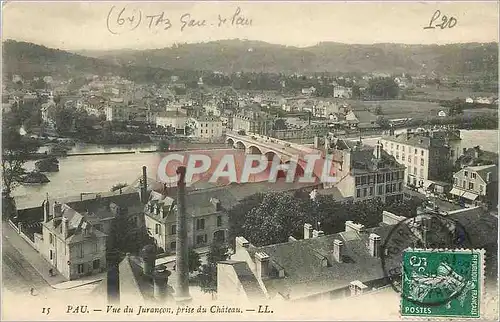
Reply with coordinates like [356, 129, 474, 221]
[401, 248, 484, 319]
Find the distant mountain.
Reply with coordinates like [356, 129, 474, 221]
[3, 39, 498, 80]
[2, 40, 123, 79]
[77, 39, 498, 76]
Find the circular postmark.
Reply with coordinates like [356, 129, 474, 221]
[381, 211, 474, 306]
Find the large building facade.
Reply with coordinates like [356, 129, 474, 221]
[327, 138, 405, 203]
[380, 128, 461, 188]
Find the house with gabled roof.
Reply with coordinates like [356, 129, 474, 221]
[218, 208, 497, 303]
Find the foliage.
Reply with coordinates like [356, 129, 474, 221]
[1, 113, 41, 195]
[385, 196, 424, 218]
[229, 191, 423, 247]
[107, 211, 154, 266]
[188, 248, 202, 273]
[198, 242, 229, 296]
[367, 77, 399, 99]
[374, 105, 383, 115]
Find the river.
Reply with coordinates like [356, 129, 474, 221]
[11, 130, 498, 210]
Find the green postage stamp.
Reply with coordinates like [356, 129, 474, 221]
[401, 248, 485, 319]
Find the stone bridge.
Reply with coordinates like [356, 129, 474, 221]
[225, 131, 322, 171]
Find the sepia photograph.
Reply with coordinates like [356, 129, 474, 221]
[1, 1, 499, 320]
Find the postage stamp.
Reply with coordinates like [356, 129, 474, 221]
[400, 248, 485, 319]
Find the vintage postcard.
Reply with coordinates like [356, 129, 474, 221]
[1, 1, 498, 321]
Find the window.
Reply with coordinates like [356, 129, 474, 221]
[155, 224, 161, 235]
[462, 180, 466, 189]
[402, 146, 405, 152]
[396, 145, 399, 150]
[369, 187, 374, 195]
[396, 153, 399, 159]
[454, 177, 458, 185]
[132, 216, 138, 226]
[196, 234, 207, 245]
[355, 176, 361, 186]
[92, 242, 98, 253]
[77, 264, 84, 274]
[420, 169, 424, 178]
[420, 159, 424, 166]
[398, 182, 403, 191]
[356, 189, 361, 198]
[386, 184, 391, 193]
[49, 233, 53, 245]
[49, 250, 53, 260]
[93, 259, 100, 270]
[479, 185, 484, 193]
[468, 182, 474, 190]
[464, 171, 468, 178]
[409, 157, 412, 164]
[217, 216, 222, 227]
[378, 185, 383, 195]
[402, 154, 405, 161]
[414, 149, 417, 154]
[377, 174, 385, 183]
[77, 244, 84, 258]
[95, 224, 102, 232]
[385, 173, 390, 182]
[363, 188, 367, 197]
[170, 224, 177, 235]
[170, 242, 176, 250]
[196, 218, 205, 230]
[471, 173, 477, 179]
[413, 167, 417, 175]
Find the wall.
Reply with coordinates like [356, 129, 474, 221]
[68, 236, 107, 280]
[217, 263, 251, 303]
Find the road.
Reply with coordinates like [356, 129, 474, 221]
[2, 230, 52, 297]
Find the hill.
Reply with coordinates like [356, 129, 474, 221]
[77, 39, 498, 76]
[3, 39, 498, 80]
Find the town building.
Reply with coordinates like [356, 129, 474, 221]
[144, 187, 237, 253]
[187, 115, 224, 139]
[155, 110, 188, 135]
[32, 169, 151, 281]
[323, 137, 405, 203]
[456, 146, 498, 168]
[450, 164, 498, 208]
[218, 207, 497, 302]
[333, 86, 352, 98]
[380, 128, 462, 188]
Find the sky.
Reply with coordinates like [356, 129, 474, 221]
[2, 1, 499, 51]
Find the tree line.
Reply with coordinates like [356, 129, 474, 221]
[228, 190, 423, 247]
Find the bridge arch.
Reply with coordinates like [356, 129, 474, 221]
[226, 138, 235, 147]
[234, 141, 246, 150]
[247, 145, 263, 155]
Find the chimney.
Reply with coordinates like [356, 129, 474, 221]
[255, 252, 270, 280]
[333, 239, 343, 263]
[153, 265, 171, 301]
[312, 230, 324, 238]
[304, 223, 313, 239]
[175, 166, 191, 302]
[235, 236, 249, 253]
[61, 217, 68, 239]
[369, 233, 381, 257]
[43, 199, 50, 223]
[345, 221, 365, 233]
[53, 202, 62, 218]
[141, 166, 148, 204]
